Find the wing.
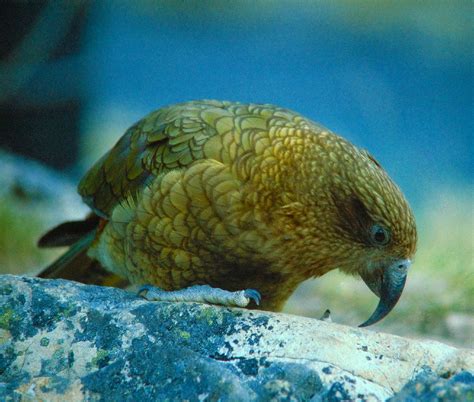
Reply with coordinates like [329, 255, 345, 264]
[78, 100, 227, 217]
[78, 100, 322, 217]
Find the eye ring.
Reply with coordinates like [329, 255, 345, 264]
[370, 224, 391, 246]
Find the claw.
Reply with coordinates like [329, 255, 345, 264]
[320, 309, 331, 322]
[244, 289, 261, 306]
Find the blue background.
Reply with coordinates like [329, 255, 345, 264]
[5, 2, 474, 205]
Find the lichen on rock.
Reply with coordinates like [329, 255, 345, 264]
[0, 275, 472, 401]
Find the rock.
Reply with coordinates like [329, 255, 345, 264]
[388, 369, 474, 401]
[0, 150, 87, 225]
[1, 275, 473, 401]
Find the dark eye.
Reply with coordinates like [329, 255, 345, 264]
[370, 224, 391, 246]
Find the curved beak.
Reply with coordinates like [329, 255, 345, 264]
[359, 259, 410, 327]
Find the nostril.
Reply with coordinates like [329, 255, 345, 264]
[397, 259, 411, 270]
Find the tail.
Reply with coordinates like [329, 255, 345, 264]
[37, 215, 128, 287]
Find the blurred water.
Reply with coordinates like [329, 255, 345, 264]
[79, 2, 472, 205]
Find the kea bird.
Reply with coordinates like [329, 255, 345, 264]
[38, 100, 417, 327]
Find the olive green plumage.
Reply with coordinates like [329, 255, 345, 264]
[39, 100, 417, 323]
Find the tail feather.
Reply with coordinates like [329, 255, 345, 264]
[38, 215, 100, 248]
[37, 216, 128, 288]
[38, 231, 96, 279]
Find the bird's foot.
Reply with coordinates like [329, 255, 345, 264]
[319, 309, 332, 322]
[138, 284, 261, 308]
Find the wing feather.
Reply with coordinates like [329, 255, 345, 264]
[78, 100, 320, 217]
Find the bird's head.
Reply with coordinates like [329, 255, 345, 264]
[276, 132, 417, 326]
[325, 136, 417, 327]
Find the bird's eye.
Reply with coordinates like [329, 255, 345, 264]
[370, 224, 391, 246]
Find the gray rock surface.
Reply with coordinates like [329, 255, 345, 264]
[1, 275, 473, 401]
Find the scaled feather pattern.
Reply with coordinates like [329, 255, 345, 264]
[40, 100, 417, 324]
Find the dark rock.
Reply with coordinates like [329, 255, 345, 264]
[388, 368, 474, 402]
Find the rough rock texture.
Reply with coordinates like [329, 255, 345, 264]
[1, 275, 473, 401]
[388, 369, 473, 401]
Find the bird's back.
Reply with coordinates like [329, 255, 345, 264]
[78, 100, 324, 219]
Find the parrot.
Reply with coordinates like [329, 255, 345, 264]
[38, 100, 417, 327]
